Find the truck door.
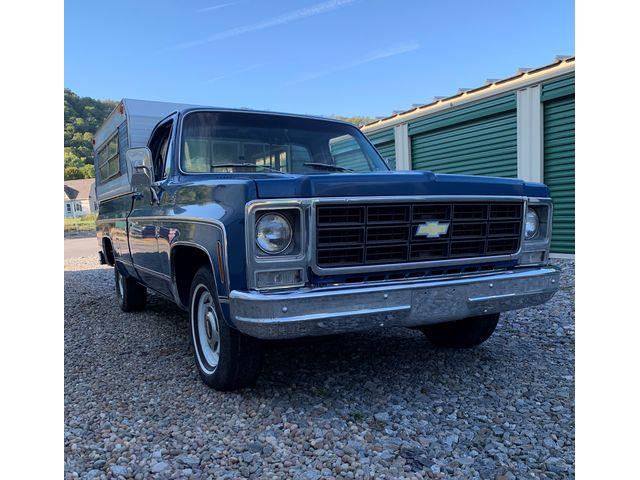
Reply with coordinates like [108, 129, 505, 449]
[127, 116, 175, 296]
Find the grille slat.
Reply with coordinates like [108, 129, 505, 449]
[316, 201, 522, 268]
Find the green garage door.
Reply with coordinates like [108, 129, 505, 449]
[366, 128, 396, 169]
[542, 75, 575, 254]
[409, 94, 517, 178]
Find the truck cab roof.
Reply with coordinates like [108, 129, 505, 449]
[94, 98, 352, 151]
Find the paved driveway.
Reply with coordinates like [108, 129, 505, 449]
[64, 235, 98, 259]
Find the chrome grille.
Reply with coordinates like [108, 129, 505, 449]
[315, 201, 523, 268]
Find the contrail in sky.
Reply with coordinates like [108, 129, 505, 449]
[197, 2, 241, 13]
[175, 0, 360, 50]
[287, 42, 420, 85]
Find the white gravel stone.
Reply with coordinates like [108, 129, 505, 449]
[65, 257, 574, 478]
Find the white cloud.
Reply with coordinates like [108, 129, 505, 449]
[287, 42, 420, 85]
[175, 0, 359, 49]
[197, 2, 241, 13]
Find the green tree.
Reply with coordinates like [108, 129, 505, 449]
[333, 115, 377, 127]
[64, 166, 85, 180]
[64, 88, 117, 175]
[80, 164, 95, 178]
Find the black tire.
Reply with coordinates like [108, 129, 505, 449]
[418, 313, 500, 348]
[115, 266, 147, 312]
[189, 266, 263, 391]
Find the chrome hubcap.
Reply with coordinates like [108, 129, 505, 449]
[196, 289, 220, 369]
[117, 271, 124, 298]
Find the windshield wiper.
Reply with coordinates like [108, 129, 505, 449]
[211, 163, 285, 174]
[303, 162, 353, 172]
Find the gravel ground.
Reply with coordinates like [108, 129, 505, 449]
[65, 257, 574, 479]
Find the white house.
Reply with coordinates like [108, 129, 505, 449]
[64, 178, 97, 217]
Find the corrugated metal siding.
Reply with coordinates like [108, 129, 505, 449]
[366, 128, 395, 144]
[541, 74, 575, 102]
[330, 137, 369, 171]
[366, 128, 396, 169]
[410, 109, 518, 177]
[408, 94, 516, 136]
[376, 141, 396, 169]
[543, 89, 575, 254]
[333, 149, 366, 171]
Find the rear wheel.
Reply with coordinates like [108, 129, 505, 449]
[115, 266, 147, 312]
[418, 313, 500, 348]
[189, 266, 263, 391]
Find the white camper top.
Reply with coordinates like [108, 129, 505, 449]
[94, 98, 200, 150]
[94, 99, 199, 201]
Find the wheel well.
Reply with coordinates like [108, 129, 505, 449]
[102, 237, 115, 266]
[172, 245, 213, 307]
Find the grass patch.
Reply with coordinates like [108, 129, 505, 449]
[64, 213, 97, 232]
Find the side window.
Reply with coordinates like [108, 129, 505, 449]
[66, 204, 71, 213]
[97, 133, 120, 183]
[148, 120, 174, 182]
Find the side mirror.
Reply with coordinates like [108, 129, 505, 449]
[383, 158, 394, 170]
[126, 148, 153, 188]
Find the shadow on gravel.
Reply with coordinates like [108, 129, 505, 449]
[65, 267, 508, 401]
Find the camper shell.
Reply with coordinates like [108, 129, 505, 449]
[93, 99, 198, 201]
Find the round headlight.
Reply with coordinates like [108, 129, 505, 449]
[525, 208, 540, 239]
[256, 213, 292, 254]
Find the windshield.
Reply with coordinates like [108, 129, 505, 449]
[180, 111, 389, 174]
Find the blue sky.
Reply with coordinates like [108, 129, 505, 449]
[65, 0, 574, 118]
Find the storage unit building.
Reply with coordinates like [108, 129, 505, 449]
[362, 57, 575, 255]
[541, 75, 575, 254]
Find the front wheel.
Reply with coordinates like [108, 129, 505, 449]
[189, 266, 263, 391]
[418, 313, 500, 348]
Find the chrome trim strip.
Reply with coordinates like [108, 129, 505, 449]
[308, 267, 510, 290]
[97, 190, 134, 204]
[170, 240, 229, 304]
[96, 217, 128, 224]
[122, 261, 171, 280]
[467, 288, 557, 304]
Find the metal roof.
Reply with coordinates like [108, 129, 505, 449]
[64, 178, 95, 200]
[361, 56, 575, 132]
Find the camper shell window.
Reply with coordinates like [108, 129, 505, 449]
[98, 132, 120, 183]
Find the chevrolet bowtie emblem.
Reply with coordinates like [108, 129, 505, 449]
[415, 221, 450, 238]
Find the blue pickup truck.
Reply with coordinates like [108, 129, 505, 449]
[94, 99, 559, 391]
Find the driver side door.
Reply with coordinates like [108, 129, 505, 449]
[127, 116, 175, 296]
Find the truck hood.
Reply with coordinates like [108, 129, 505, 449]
[253, 171, 549, 199]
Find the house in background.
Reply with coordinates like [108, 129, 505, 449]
[64, 178, 97, 217]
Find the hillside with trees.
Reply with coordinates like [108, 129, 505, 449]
[64, 89, 116, 180]
[333, 115, 376, 127]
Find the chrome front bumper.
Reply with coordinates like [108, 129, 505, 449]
[229, 266, 560, 339]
